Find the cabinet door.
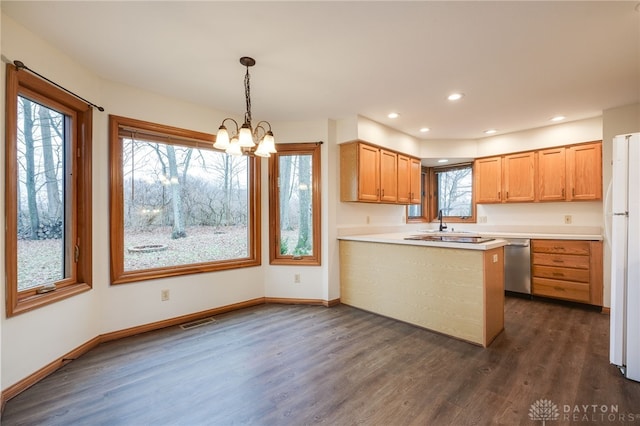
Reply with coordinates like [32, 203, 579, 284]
[475, 156, 502, 203]
[503, 152, 535, 202]
[357, 143, 380, 201]
[567, 143, 602, 201]
[379, 149, 398, 202]
[397, 155, 411, 204]
[537, 147, 566, 201]
[410, 158, 422, 204]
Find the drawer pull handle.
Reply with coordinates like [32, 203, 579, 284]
[552, 272, 564, 277]
[552, 260, 564, 263]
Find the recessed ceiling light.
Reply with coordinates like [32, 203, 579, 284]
[550, 115, 566, 122]
[420, 127, 430, 133]
[447, 93, 464, 101]
[438, 159, 449, 163]
[484, 129, 497, 135]
[388, 112, 399, 119]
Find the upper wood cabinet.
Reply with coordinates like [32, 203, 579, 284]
[397, 155, 422, 204]
[410, 158, 422, 204]
[475, 156, 502, 203]
[503, 152, 535, 202]
[380, 149, 398, 202]
[567, 142, 602, 201]
[340, 141, 420, 205]
[354, 143, 380, 201]
[475, 141, 602, 204]
[537, 147, 566, 201]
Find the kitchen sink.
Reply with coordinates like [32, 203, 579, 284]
[418, 230, 478, 237]
[404, 235, 495, 244]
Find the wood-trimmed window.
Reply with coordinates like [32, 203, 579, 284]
[407, 167, 429, 223]
[268, 143, 321, 265]
[5, 64, 93, 317]
[407, 164, 476, 224]
[429, 163, 475, 223]
[109, 115, 261, 284]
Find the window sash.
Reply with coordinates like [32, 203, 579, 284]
[109, 115, 261, 284]
[431, 164, 475, 222]
[5, 63, 92, 317]
[269, 143, 321, 265]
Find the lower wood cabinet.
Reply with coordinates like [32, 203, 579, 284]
[531, 239, 603, 306]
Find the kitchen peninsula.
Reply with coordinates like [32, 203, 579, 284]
[338, 233, 508, 347]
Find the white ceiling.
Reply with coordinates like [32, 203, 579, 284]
[2, 1, 639, 141]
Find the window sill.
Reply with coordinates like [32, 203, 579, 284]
[8, 282, 92, 317]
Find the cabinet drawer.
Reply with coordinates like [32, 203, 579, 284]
[532, 253, 590, 269]
[532, 240, 590, 255]
[532, 265, 590, 283]
[532, 277, 590, 303]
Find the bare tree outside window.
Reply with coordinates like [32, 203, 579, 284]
[435, 165, 473, 217]
[269, 143, 321, 265]
[121, 137, 250, 272]
[16, 96, 68, 291]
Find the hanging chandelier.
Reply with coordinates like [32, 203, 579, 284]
[213, 57, 277, 157]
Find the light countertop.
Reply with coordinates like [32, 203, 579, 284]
[337, 233, 508, 251]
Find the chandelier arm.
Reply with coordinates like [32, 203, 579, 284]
[221, 117, 240, 134]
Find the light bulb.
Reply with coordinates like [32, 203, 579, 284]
[226, 137, 243, 156]
[213, 125, 230, 150]
[238, 124, 255, 147]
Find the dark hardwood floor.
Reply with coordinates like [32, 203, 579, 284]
[3, 296, 639, 425]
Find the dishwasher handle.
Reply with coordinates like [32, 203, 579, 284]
[506, 240, 530, 247]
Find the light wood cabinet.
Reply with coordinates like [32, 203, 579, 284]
[410, 158, 422, 204]
[397, 155, 422, 204]
[531, 239, 603, 306]
[567, 142, 602, 201]
[380, 149, 398, 202]
[537, 142, 602, 202]
[475, 156, 502, 203]
[340, 141, 420, 205]
[355, 143, 379, 201]
[476, 141, 602, 204]
[503, 152, 535, 202]
[537, 147, 566, 201]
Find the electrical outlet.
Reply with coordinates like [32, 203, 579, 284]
[161, 289, 170, 301]
[478, 216, 487, 223]
[294, 273, 301, 284]
[564, 215, 572, 224]
[366, 215, 370, 224]
[492, 254, 498, 263]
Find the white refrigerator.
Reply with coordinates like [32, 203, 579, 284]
[609, 132, 640, 382]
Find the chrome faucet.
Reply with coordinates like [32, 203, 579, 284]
[438, 209, 447, 232]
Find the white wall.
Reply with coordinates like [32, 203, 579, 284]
[261, 120, 331, 301]
[1, 14, 106, 393]
[1, 9, 632, 395]
[0, 14, 333, 391]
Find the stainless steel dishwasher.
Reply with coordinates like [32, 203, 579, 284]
[503, 238, 531, 296]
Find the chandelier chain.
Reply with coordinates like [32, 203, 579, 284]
[244, 67, 252, 126]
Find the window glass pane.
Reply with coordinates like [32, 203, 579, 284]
[407, 204, 421, 218]
[16, 96, 68, 291]
[436, 166, 473, 216]
[122, 137, 249, 271]
[278, 154, 313, 256]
